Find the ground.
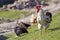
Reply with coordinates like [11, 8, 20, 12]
[0, 10, 29, 23]
[2, 12, 60, 40]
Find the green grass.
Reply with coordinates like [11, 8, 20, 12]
[0, 10, 29, 20]
[5, 13, 60, 40]
[43, 0, 48, 2]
